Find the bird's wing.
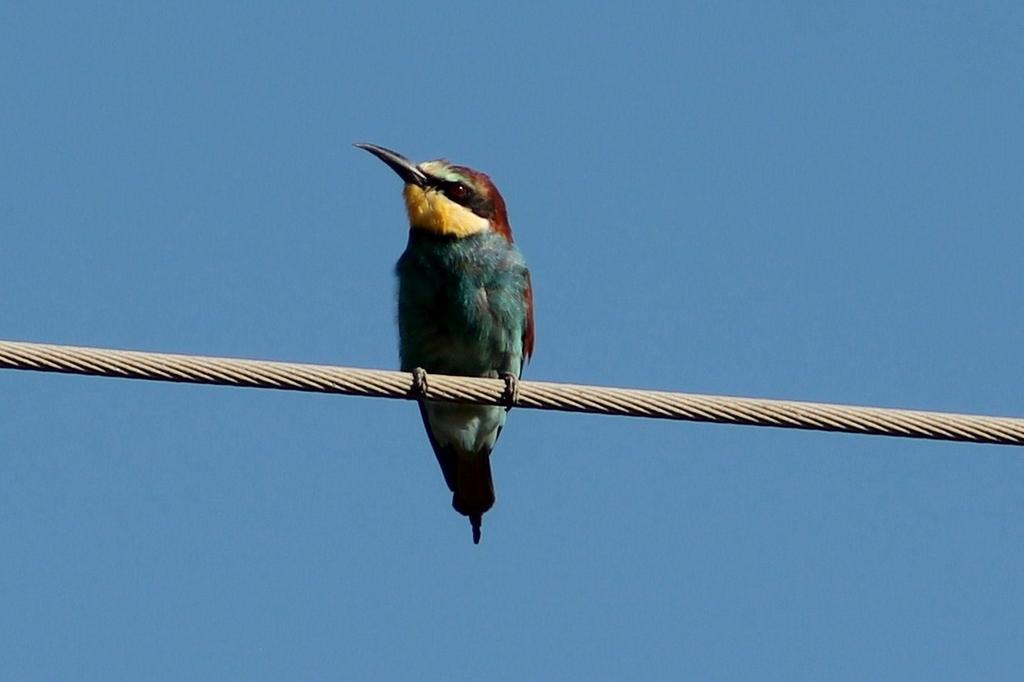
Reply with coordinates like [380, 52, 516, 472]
[522, 270, 535, 368]
[418, 401, 457, 492]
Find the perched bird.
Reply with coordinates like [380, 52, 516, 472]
[355, 143, 534, 544]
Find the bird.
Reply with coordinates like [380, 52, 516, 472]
[355, 142, 534, 544]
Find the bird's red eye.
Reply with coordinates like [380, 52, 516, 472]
[449, 183, 469, 200]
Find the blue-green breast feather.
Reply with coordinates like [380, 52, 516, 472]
[396, 230, 530, 378]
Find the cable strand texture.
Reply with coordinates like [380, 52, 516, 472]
[1, 339, 1022, 447]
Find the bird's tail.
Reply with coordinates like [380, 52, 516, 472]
[452, 454, 495, 545]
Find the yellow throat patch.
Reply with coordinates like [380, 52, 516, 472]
[403, 185, 490, 238]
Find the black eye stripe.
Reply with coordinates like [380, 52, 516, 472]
[439, 180, 472, 203]
[426, 174, 492, 217]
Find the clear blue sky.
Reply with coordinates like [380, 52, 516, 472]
[2, 3, 1022, 679]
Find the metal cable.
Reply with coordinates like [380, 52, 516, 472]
[2, 339, 1022, 447]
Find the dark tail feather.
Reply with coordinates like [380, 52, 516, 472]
[452, 454, 495, 545]
[470, 514, 482, 544]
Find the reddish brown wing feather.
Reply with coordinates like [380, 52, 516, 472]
[522, 272, 535, 363]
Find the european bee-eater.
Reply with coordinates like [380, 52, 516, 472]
[355, 143, 534, 544]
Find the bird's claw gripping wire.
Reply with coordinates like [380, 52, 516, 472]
[500, 372, 519, 411]
[411, 367, 429, 400]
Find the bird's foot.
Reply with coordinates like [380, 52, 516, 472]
[411, 367, 429, 400]
[500, 372, 519, 411]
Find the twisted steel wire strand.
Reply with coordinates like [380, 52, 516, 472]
[2, 339, 1022, 446]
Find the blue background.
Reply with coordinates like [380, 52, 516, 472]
[2, 3, 1022, 679]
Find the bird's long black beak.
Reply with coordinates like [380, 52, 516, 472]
[354, 142, 427, 187]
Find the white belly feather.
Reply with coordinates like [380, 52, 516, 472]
[425, 402, 507, 455]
